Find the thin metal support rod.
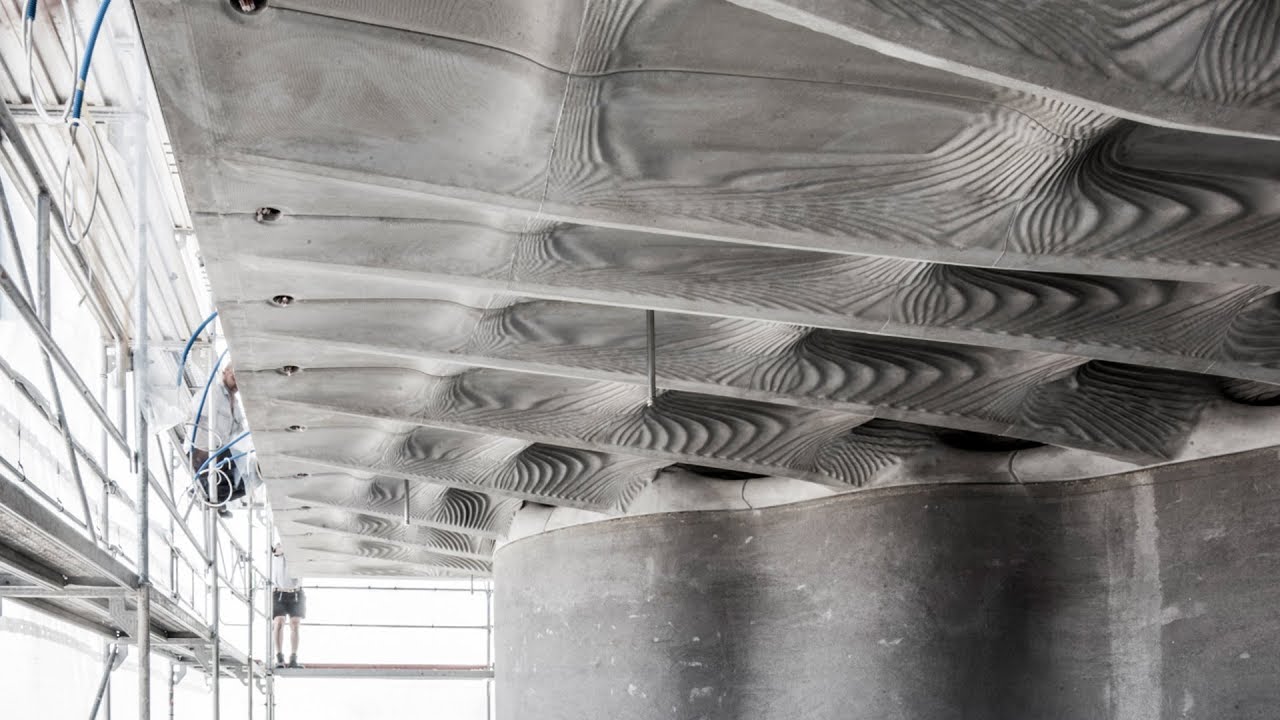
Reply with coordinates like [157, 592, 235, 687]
[246, 505, 255, 720]
[137, 585, 151, 712]
[266, 670, 276, 720]
[210, 507, 222, 720]
[36, 192, 50, 324]
[265, 515, 276, 720]
[403, 478, 411, 525]
[104, 644, 112, 720]
[167, 447, 176, 600]
[88, 643, 119, 720]
[645, 309, 657, 406]
[130, 44, 154, 719]
[100, 346, 111, 546]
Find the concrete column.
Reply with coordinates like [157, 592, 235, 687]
[496, 448, 1280, 720]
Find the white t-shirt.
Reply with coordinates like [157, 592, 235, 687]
[271, 553, 299, 591]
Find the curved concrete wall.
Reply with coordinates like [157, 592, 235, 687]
[495, 448, 1280, 720]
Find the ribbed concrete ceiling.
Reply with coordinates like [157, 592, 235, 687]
[136, 0, 1280, 577]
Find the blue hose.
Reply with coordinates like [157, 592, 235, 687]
[192, 348, 230, 449]
[196, 432, 252, 477]
[23, 0, 37, 22]
[70, 0, 113, 121]
[176, 310, 219, 386]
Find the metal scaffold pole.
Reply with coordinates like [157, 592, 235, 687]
[265, 517, 276, 720]
[247, 508, 255, 720]
[100, 346, 111, 547]
[207, 299, 222, 720]
[210, 513, 221, 719]
[90, 644, 120, 719]
[645, 310, 657, 406]
[129, 33, 153, 720]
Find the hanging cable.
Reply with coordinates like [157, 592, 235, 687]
[22, 0, 54, 125]
[191, 348, 230, 447]
[25, 0, 100, 242]
[195, 432, 252, 477]
[176, 310, 219, 386]
[53, 0, 113, 243]
[23, 0, 79, 125]
[58, 120, 103, 244]
[70, 0, 113, 122]
[194, 443, 252, 510]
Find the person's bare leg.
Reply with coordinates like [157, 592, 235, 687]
[273, 616, 285, 660]
[290, 616, 301, 655]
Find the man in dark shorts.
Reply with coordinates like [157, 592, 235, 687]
[271, 543, 305, 668]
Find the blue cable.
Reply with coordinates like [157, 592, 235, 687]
[192, 348, 229, 449]
[70, 0, 113, 121]
[202, 448, 251, 475]
[196, 432, 252, 477]
[176, 310, 219, 386]
[217, 450, 251, 469]
[23, 0, 37, 22]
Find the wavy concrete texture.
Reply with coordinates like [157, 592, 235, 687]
[133, 0, 1280, 575]
[497, 448, 1280, 720]
[212, 214, 1280, 381]
[730, 0, 1280, 138]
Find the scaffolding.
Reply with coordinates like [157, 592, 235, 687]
[0, 3, 268, 712]
[0, 4, 497, 718]
[0, 84, 499, 716]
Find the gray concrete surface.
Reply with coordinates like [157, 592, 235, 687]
[133, 0, 1280, 575]
[496, 447, 1280, 719]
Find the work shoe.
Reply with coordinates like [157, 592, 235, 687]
[287, 654, 303, 669]
[275, 653, 285, 669]
[218, 507, 232, 519]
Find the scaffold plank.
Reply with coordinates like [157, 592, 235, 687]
[273, 663, 494, 680]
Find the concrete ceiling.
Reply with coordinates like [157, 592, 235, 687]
[135, 0, 1280, 577]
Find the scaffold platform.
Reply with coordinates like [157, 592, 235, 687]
[0, 468, 255, 681]
[272, 663, 494, 680]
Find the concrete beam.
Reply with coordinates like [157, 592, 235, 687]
[216, 216, 1280, 383]
[726, 0, 1280, 140]
[237, 324, 1219, 460]
[269, 474, 520, 540]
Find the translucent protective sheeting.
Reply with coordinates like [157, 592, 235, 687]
[110, 650, 254, 720]
[0, 603, 252, 720]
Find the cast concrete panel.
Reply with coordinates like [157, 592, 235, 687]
[496, 447, 1280, 719]
[134, 0, 1280, 575]
[729, 0, 1280, 138]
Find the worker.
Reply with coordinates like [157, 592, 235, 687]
[188, 363, 257, 517]
[272, 542, 306, 668]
